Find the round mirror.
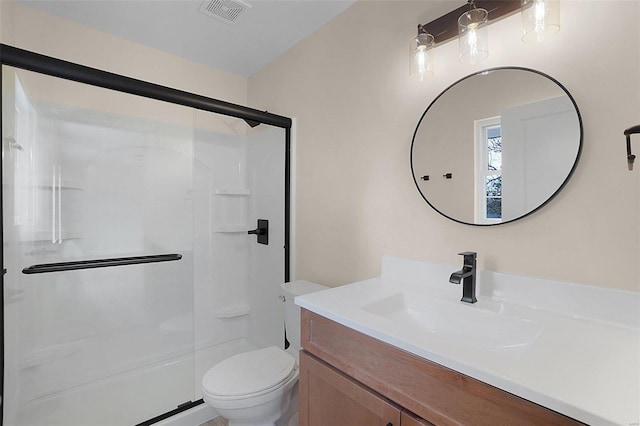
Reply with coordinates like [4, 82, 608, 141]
[411, 67, 582, 225]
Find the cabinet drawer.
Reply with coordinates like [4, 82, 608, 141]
[301, 309, 582, 426]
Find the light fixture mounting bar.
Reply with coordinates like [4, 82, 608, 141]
[423, 0, 522, 45]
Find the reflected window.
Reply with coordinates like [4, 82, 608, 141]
[475, 117, 502, 223]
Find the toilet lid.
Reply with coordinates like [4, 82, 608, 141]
[202, 346, 296, 397]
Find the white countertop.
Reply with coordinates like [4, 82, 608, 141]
[295, 257, 640, 425]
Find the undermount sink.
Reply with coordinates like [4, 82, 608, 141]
[361, 292, 542, 349]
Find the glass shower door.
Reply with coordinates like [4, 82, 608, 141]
[2, 66, 197, 425]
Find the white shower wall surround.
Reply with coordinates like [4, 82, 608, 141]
[2, 66, 286, 425]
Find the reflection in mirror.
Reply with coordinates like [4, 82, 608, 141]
[411, 67, 582, 225]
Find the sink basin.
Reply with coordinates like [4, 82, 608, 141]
[361, 292, 541, 349]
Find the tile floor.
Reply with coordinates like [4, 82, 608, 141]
[199, 416, 228, 426]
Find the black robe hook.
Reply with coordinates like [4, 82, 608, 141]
[625, 125, 640, 171]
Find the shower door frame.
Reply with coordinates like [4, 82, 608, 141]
[0, 43, 293, 426]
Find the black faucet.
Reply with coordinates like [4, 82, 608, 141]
[449, 252, 477, 304]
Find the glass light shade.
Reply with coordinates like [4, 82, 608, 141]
[410, 32, 435, 81]
[521, 0, 560, 43]
[458, 8, 489, 64]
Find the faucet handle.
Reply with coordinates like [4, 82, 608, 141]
[458, 251, 477, 268]
[458, 251, 477, 259]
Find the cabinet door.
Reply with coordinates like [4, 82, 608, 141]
[299, 350, 401, 426]
[401, 410, 435, 426]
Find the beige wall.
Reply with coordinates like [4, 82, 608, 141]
[2, 1, 638, 291]
[249, 1, 640, 291]
[1, 1, 247, 107]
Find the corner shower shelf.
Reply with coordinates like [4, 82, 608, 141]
[214, 188, 250, 196]
[33, 175, 85, 191]
[212, 304, 250, 319]
[34, 185, 84, 191]
[26, 231, 82, 243]
[21, 341, 83, 369]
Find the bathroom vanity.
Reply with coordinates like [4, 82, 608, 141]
[295, 257, 640, 426]
[299, 310, 576, 425]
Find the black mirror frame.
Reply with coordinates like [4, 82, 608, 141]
[410, 66, 583, 226]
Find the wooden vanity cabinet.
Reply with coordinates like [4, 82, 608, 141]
[299, 309, 582, 426]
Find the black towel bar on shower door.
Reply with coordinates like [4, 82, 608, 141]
[21, 253, 182, 274]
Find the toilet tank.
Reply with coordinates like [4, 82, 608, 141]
[280, 280, 328, 352]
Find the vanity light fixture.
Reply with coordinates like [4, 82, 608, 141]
[410, 0, 560, 79]
[521, 0, 560, 43]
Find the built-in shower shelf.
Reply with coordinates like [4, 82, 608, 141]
[26, 230, 82, 243]
[214, 188, 250, 196]
[212, 304, 250, 319]
[213, 225, 248, 233]
[33, 185, 84, 191]
[21, 341, 83, 369]
[33, 176, 85, 191]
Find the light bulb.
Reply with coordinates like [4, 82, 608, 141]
[416, 46, 428, 74]
[466, 25, 479, 59]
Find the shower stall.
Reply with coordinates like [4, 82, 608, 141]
[1, 45, 292, 425]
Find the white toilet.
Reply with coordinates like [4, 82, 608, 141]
[202, 280, 328, 426]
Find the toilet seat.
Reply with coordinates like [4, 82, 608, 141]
[202, 346, 297, 400]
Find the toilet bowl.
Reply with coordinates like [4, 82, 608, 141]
[202, 346, 298, 426]
[201, 280, 328, 426]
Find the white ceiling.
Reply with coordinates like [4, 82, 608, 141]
[20, 0, 356, 77]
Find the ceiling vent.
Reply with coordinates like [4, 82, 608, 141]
[198, 0, 251, 25]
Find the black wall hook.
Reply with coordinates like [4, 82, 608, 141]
[625, 125, 640, 171]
